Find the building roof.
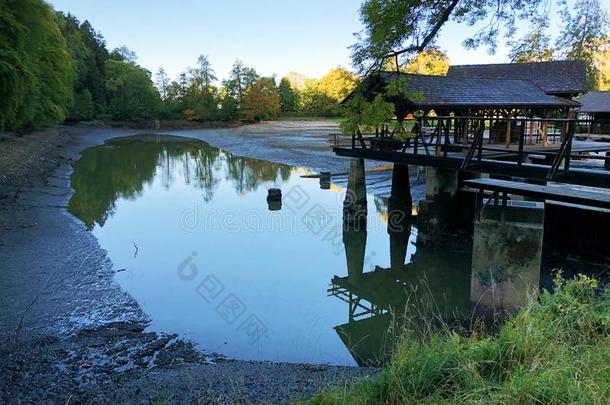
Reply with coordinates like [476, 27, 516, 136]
[447, 60, 587, 95]
[374, 72, 579, 109]
[576, 91, 610, 113]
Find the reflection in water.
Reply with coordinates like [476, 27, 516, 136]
[68, 136, 399, 365]
[67, 136, 590, 367]
[68, 136, 291, 229]
[332, 222, 472, 367]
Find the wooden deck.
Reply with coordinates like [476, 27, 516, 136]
[463, 178, 610, 210]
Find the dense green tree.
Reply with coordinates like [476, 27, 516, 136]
[78, 20, 109, 111]
[158, 79, 184, 119]
[278, 78, 298, 112]
[155, 67, 170, 100]
[556, 0, 609, 89]
[181, 55, 220, 120]
[109, 45, 138, 64]
[508, 18, 555, 63]
[70, 88, 95, 121]
[223, 60, 259, 103]
[0, 0, 74, 131]
[189, 55, 217, 88]
[351, 0, 583, 72]
[240, 78, 280, 121]
[182, 84, 219, 121]
[55, 13, 88, 90]
[217, 87, 239, 120]
[56, 12, 103, 121]
[105, 59, 160, 120]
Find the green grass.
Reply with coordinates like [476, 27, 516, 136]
[309, 274, 610, 404]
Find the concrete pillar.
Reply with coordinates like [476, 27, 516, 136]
[417, 167, 460, 245]
[425, 167, 458, 200]
[343, 159, 367, 228]
[471, 202, 544, 320]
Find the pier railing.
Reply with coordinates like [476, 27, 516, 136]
[333, 116, 610, 189]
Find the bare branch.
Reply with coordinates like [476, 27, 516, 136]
[382, 0, 461, 59]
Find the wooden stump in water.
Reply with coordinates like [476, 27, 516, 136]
[267, 188, 282, 202]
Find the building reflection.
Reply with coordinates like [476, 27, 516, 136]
[330, 212, 472, 367]
[331, 192, 568, 367]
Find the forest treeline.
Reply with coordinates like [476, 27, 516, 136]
[0, 0, 358, 132]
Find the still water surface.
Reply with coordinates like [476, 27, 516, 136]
[68, 135, 472, 366]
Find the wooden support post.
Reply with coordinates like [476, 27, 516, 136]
[444, 118, 451, 158]
[517, 120, 525, 166]
[564, 120, 574, 172]
[505, 116, 512, 148]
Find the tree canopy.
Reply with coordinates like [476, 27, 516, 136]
[352, 0, 609, 88]
[240, 78, 280, 121]
[105, 58, 159, 120]
[1, 0, 74, 131]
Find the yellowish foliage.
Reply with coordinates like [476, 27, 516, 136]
[316, 67, 358, 102]
[593, 39, 610, 91]
[406, 50, 449, 75]
[384, 50, 450, 76]
[240, 79, 280, 121]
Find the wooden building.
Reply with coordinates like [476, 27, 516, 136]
[345, 61, 586, 146]
[577, 91, 610, 135]
[447, 60, 587, 100]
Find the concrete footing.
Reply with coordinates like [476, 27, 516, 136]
[319, 171, 331, 189]
[417, 168, 475, 244]
[417, 168, 458, 244]
[471, 202, 544, 318]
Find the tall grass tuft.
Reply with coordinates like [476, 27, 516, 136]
[309, 274, 610, 404]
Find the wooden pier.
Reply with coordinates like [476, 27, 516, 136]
[334, 116, 610, 192]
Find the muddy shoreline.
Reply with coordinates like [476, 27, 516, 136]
[0, 123, 377, 404]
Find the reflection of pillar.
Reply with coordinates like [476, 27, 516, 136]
[388, 164, 412, 234]
[605, 152, 610, 171]
[471, 203, 544, 320]
[319, 172, 331, 189]
[344, 159, 367, 228]
[388, 225, 411, 271]
[343, 227, 367, 283]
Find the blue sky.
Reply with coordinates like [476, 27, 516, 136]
[48, 0, 575, 82]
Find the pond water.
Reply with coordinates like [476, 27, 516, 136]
[67, 135, 472, 366]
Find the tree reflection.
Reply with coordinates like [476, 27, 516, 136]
[68, 136, 291, 229]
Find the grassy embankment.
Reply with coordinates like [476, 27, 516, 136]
[310, 275, 610, 404]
